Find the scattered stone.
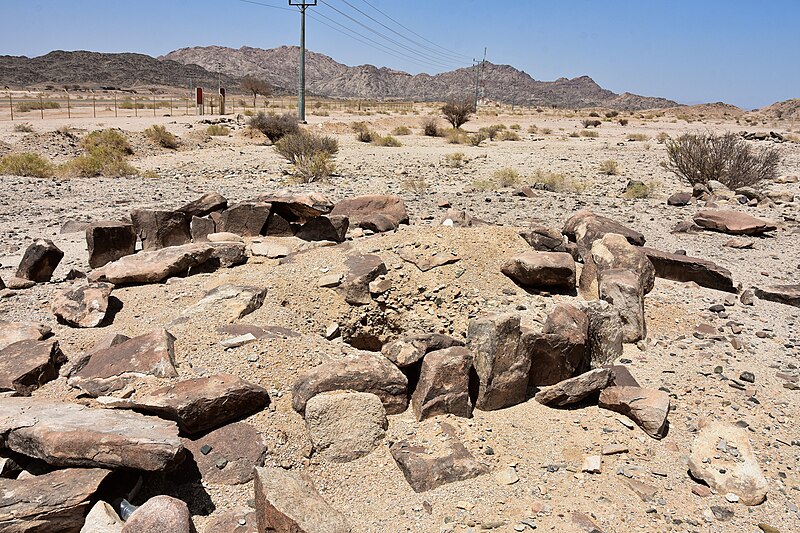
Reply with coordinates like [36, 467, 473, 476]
[754, 285, 800, 308]
[15, 238, 63, 282]
[251, 241, 291, 258]
[601, 443, 628, 455]
[740, 371, 755, 383]
[626, 479, 658, 501]
[535, 368, 613, 407]
[692, 485, 712, 497]
[0, 320, 51, 351]
[324, 322, 340, 340]
[318, 273, 343, 288]
[51, 281, 114, 327]
[177, 191, 227, 218]
[598, 386, 670, 439]
[5, 276, 35, 289]
[220, 333, 257, 348]
[217, 202, 271, 236]
[130, 209, 191, 251]
[180, 284, 267, 323]
[500, 251, 576, 291]
[121, 495, 197, 533]
[581, 455, 601, 473]
[336, 254, 388, 305]
[710, 505, 734, 521]
[89, 243, 214, 284]
[571, 511, 605, 532]
[330, 194, 409, 232]
[203, 508, 257, 533]
[496, 466, 520, 484]
[382, 333, 463, 367]
[80, 500, 124, 533]
[412, 346, 474, 420]
[183, 422, 267, 485]
[693, 210, 777, 236]
[86, 221, 137, 268]
[724, 237, 754, 249]
[643, 247, 736, 293]
[667, 191, 692, 206]
[0, 339, 66, 395]
[398, 248, 461, 272]
[254, 466, 350, 533]
[305, 391, 387, 462]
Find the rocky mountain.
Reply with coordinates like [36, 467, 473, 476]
[165, 45, 678, 110]
[756, 98, 800, 120]
[0, 50, 238, 91]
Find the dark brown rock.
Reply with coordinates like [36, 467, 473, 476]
[0, 320, 51, 351]
[189, 216, 215, 242]
[0, 339, 66, 395]
[693, 209, 777, 236]
[255, 191, 334, 223]
[412, 346, 474, 421]
[667, 192, 692, 206]
[15, 239, 64, 282]
[643, 247, 736, 292]
[86, 221, 137, 268]
[0, 468, 111, 533]
[599, 386, 670, 439]
[382, 333, 463, 367]
[88, 243, 214, 284]
[178, 192, 227, 218]
[330, 194, 409, 232]
[182, 422, 267, 485]
[130, 209, 192, 251]
[336, 254, 388, 305]
[218, 202, 272, 236]
[534, 367, 613, 406]
[263, 212, 295, 236]
[121, 496, 197, 533]
[599, 268, 646, 343]
[562, 209, 646, 258]
[254, 466, 350, 533]
[582, 300, 624, 367]
[523, 330, 588, 387]
[519, 225, 567, 252]
[296, 215, 349, 242]
[207, 241, 247, 268]
[68, 329, 178, 396]
[500, 251, 575, 290]
[292, 351, 408, 415]
[0, 398, 184, 470]
[51, 281, 114, 328]
[607, 365, 640, 387]
[754, 285, 800, 307]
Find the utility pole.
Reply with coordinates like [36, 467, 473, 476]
[477, 48, 487, 109]
[290, 0, 316, 123]
[473, 60, 480, 110]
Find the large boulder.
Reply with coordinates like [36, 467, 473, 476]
[693, 209, 777, 236]
[0, 468, 111, 533]
[99, 374, 269, 434]
[500, 251, 575, 291]
[598, 386, 670, 439]
[0, 398, 184, 470]
[411, 346, 474, 421]
[468, 313, 530, 411]
[687, 422, 768, 505]
[305, 391, 387, 462]
[217, 202, 272, 236]
[535, 367, 614, 407]
[0, 339, 66, 395]
[189, 216, 216, 242]
[519, 225, 567, 252]
[254, 467, 350, 533]
[754, 284, 800, 307]
[121, 496, 197, 533]
[130, 209, 192, 251]
[330, 194, 409, 232]
[562, 210, 645, 259]
[68, 329, 178, 396]
[182, 422, 267, 485]
[86, 221, 137, 268]
[382, 333, 463, 368]
[89, 243, 213, 284]
[524, 303, 589, 386]
[256, 191, 334, 223]
[581, 300, 624, 367]
[588, 233, 655, 295]
[15, 239, 64, 282]
[296, 215, 349, 243]
[336, 254, 388, 305]
[599, 268, 646, 343]
[643, 247, 736, 293]
[51, 281, 114, 328]
[177, 191, 227, 218]
[0, 320, 51, 351]
[292, 351, 408, 415]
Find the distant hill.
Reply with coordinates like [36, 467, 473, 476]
[163, 45, 679, 110]
[755, 98, 800, 120]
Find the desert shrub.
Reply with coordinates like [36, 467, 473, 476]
[582, 119, 602, 128]
[493, 167, 521, 187]
[532, 169, 588, 193]
[81, 129, 132, 155]
[243, 109, 254, 117]
[471, 178, 495, 191]
[540, 128, 552, 135]
[509, 123, 521, 130]
[293, 152, 336, 183]
[352, 122, 373, 143]
[373, 134, 402, 147]
[605, 111, 619, 118]
[249, 112, 299, 143]
[446, 128, 467, 144]
[527, 124, 538, 134]
[656, 132, 670, 144]
[500, 130, 520, 141]
[441, 98, 475, 129]
[61, 147, 138, 178]
[206, 124, 230, 136]
[664, 132, 780, 189]
[599, 159, 620, 175]
[402, 177, 427, 193]
[579, 130, 599, 138]
[588, 112, 600, 117]
[467, 131, 487, 146]
[623, 180, 659, 199]
[0, 152, 54, 178]
[16, 101, 60, 113]
[391, 125, 412, 135]
[274, 130, 338, 165]
[421, 117, 440, 137]
[618, 119, 629, 126]
[444, 152, 465, 168]
[627, 133, 649, 142]
[144, 125, 178, 148]
[13, 123, 34, 133]
[785, 133, 800, 144]
[480, 124, 505, 141]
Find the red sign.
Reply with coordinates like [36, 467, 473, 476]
[196, 87, 203, 105]
[219, 87, 226, 98]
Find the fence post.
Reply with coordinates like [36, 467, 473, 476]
[134, 96, 138, 117]
[153, 94, 156, 117]
[39, 94, 44, 120]
[169, 97, 172, 115]
[92, 90, 96, 118]
[114, 92, 117, 117]
[65, 89, 70, 119]
[8, 92, 12, 121]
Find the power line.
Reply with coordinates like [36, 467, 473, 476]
[237, 0, 294, 12]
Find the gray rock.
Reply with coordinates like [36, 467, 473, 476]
[599, 268, 646, 343]
[582, 300, 623, 367]
[180, 284, 266, 323]
[305, 391, 387, 462]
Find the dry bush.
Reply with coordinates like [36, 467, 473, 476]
[627, 133, 649, 142]
[293, 152, 336, 183]
[372, 134, 402, 147]
[588, 112, 600, 117]
[249, 112, 299, 143]
[61, 147, 138, 178]
[352, 122, 373, 143]
[581, 119, 602, 128]
[664, 132, 780, 189]
[509, 123, 521, 131]
[13, 123, 34, 133]
[605, 111, 620, 118]
[446, 129, 468, 144]
[0, 152, 54, 178]
[441, 98, 475, 129]
[144, 125, 178, 148]
[421, 117, 440, 137]
[532, 169, 588, 193]
[275, 131, 338, 183]
[540, 128, 552, 135]
[81, 129, 132, 155]
[444, 152, 465, 168]
[467, 131, 487, 146]
[206, 124, 230, 136]
[527, 124, 538, 134]
[392, 125, 412, 136]
[618, 118, 629, 126]
[493, 167, 521, 187]
[500, 130, 520, 141]
[656, 132, 670, 144]
[402, 176, 427, 193]
[599, 159, 620, 175]
[786, 133, 800, 144]
[623, 180, 659, 199]
[579, 130, 599, 138]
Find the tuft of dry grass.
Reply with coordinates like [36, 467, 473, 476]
[144, 125, 178, 148]
[627, 133, 649, 142]
[0, 152, 54, 178]
[532, 169, 589, 193]
[391, 125, 412, 136]
[443, 152, 466, 168]
[493, 167, 522, 187]
[598, 159, 620, 175]
[206, 124, 230, 136]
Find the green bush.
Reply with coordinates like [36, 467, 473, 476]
[352, 122, 373, 143]
[81, 129, 132, 155]
[467, 131, 487, 146]
[0, 152, 54, 178]
[623, 180, 659, 199]
[493, 168, 521, 187]
[144, 125, 178, 148]
[61, 147, 138, 178]
[294, 152, 336, 183]
[249, 112, 299, 143]
[532, 170, 588, 193]
[274, 130, 339, 182]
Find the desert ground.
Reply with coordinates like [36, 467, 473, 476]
[0, 104, 799, 533]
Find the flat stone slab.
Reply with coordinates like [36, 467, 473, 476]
[501, 251, 576, 290]
[599, 386, 670, 439]
[89, 243, 214, 284]
[0, 339, 66, 396]
[0, 320, 51, 352]
[0, 398, 184, 470]
[397, 248, 461, 272]
[0, 468, 111, 532]
[643, 247, 736, 293]
[535, 367, 613, 407]
[183, 422, 267, 485]
[180, 284, 267, 324]
[754, 285, 800, 307]
[51, 281, 114, 328]
[693, 209, 777, 236]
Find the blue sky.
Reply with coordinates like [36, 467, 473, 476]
[1, 0, 798, 109]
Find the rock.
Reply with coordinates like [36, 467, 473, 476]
[178, 191, 227, 218]
[562, 210, 646, 259]
[588, 233, 655, 295]
[519, 225, 566, 252]
[203, 508, 257, 533]
[599, 268, 646, 343]
[218, 202, 272, 236]
[296, 215, 349, 242]
[305, 391, 387, 462]
[0, 468, 111, 533]
[397, 248, 461, 272]
[253, 466, 350, 533]
[15, 239, 64, 282]
[598, 386, 670, 439]
[336, 254, 388, 305]
[189, 216, 215, 242]
[251, 241, 292, 258]
[412, 346, 474, 420]
[180, 284, 267, 323]
[121, 495, 197, 533]
[667, 191, 692, 206]
[80, 501, 124, 533]
[693, 210, 777, 236]
[207, 232, 244, 243]
[390, 422, 488, 492]
[643, 247, 736, 293]
[89, 243, 213, 284]
[571, 511, 605, 532]
[263, 212, 296, 236]
[61, 220, 90, 234]
[754, 285, 800, 307]
[324, 323, 340, 340]
[51, 281, 114, 327]
[330, 194, 409, 232]
[292, 351, 408, 415]
[626, 479, 658, 501]
[0, 320, 51, 351]
[63, 333, 129, 378]
[440, 208, 485, 227]
[255, 191, 334, 223]
[368, 278, 391, 294]
[524, 304, 589, 386]
[534, 368, 613, 406]
[382, 333, 464, 367]
[500, 251, 575, 290]
[86, 221, 137, 268]
[68, 329, 178, 396]
[607, 365, 640, 387]
[469, 313, 529, 411]
[581, 455, 601, 473]
[582, 300, 623, 367]
[220, 333, 257, 348]
[0, 276, 4, 290]
[724, 237, 754, 249]
[99, 374, 269, 434]
[130, 209, 192, 251]
[182, 422, 267, 485]
[688, 422, 768, 505]
[206, 241, 247, 268]
[495, 466, 519, 484]
[0, 398, 184, 470]
[0, 339, 66, 395]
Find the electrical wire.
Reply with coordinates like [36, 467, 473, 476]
[237, 0, 294, 12]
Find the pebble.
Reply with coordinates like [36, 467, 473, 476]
[739, 371, 755, 383]
[724, 493, 740, 503]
